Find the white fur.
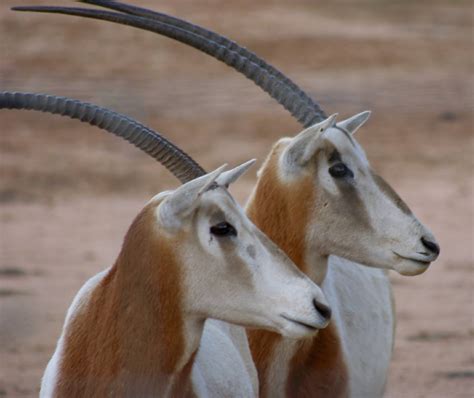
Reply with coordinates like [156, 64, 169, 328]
[193, 321, 257, 397]
[324, 256, 393, 397]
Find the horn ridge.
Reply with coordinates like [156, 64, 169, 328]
[0, 91, 206, 183]
[12, 3, 327, 126]
[79, 1, 322, 117]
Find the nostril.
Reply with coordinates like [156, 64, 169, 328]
[313, 299, 332, 321]
[421, 237, 440, 256]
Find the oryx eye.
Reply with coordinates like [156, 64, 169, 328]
[328, 163, 354, 178]
[210, 222, 237, 237]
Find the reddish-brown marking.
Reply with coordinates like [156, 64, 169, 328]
[54, 202, 195, 397]
[247, 143, 349, 397]
[247, 146, 314, 274]
[247, 329, 282, 398]
[286, 324, 349, 398]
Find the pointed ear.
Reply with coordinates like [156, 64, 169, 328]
[159, 164, 227, 231]
[284, 113, 338, 167]
[337, 111, 371, 135]
[216, 159, 256, 188]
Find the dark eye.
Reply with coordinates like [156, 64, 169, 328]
[328, 163, 354, 178]
[210, 222, 237, 237]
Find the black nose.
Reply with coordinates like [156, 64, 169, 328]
[313, 299, 331, 321]
[421, 237, 440, 256]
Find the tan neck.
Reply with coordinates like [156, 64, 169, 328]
[55, 205, 199, 398]
[284, 323, 349, 398]
[247, 158, 348, 398]
[247, 159, 314, 275]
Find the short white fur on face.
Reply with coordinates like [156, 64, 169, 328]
[277, 112, 439, 275]
[157, 163, 331, 339]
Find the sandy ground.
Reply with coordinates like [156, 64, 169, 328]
[0, 0, 473, 397]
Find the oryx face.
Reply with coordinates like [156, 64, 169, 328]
[270, 112, 440, 276]
[156, 162, 331, 339]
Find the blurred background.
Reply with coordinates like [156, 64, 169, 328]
[0, 0, 472, 397]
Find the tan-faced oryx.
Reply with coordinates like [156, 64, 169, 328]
[0, 92, 333, 397]
[9, 1, 441, 396]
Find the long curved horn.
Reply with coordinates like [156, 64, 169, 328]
[12, 2, 327, 127]
[78, 0, 321, 119]
[0, 91, 206, 183]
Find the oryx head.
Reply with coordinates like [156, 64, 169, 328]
[152, 161, 331, 338]
[253, 112, 439, 276]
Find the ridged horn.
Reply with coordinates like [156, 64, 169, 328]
[12, 2, 327, 127]
[0, 91, 206, 183]
[79, 0, 323, 122]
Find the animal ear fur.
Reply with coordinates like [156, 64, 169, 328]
[337, 111, 371, 135]
[159, 165, 227, 230]
[216, 159, 256, 188]
[284, 113, 338, 167]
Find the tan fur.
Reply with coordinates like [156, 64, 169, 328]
[247, 144, 349, 397]
[247, 145, 314, 274]
[169, 352, 198, 398]
[55, 202, 195, 397]
[247, 330, 282, 398]
[286, 324, 349, 398]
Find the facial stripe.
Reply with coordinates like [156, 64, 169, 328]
[213, 233, 255, 289]
[328, 148, 342, 163]
[196, 191, 257, 290]
[328, 179, 373, 232]
[318, 142, 373, 234]
[371, 172, 412, 215]
[209, 209, 227, 225]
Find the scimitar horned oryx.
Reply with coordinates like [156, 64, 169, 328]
[9, 1, 441, 396]
[0, 91, 334, 397]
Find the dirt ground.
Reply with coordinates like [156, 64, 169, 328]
[0, 0, 472, 397]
